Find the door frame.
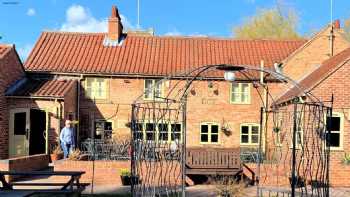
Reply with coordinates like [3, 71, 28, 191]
[9, 108, 30, 157]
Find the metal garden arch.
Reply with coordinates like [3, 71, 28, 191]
[130, 64, 332, 197]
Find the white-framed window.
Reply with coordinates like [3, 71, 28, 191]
[85, 78, 107, 99]
[290, 112, 303, 148]
[230, 83, 250, 104]
[200, 122, 219, 144]
[133, 121, 182, 143]
[326, 112, 344, 150]
[240, 123, 260, 145]
[94, 120, 113, 140]
[144, 79, 163, 100]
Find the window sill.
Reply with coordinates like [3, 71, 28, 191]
[329, 147, 344, 152]
[200, 142, 220, 145]
[230, 102, 251, 105]
[240, 144, 259, 146]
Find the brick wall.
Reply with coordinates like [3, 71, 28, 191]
[79, 78, 265, 149]
[53, 160, 181, 186]
[282, 27, 350, 83]
[0, 47, 25, 159]
[310, 60, 350, 158]
[0, 154, 49, 181]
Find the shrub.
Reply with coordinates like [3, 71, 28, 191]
[52, 145, 63, 155]
[343, 153, 350, 165]
[214, 176, 246, 197]
[68, 149, 81, 161]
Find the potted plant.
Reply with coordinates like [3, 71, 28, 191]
[120, 168, 131, 185]
[50, 145, 63, 162]
[120, 168, 139, 185]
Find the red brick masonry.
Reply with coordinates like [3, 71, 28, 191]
[53, 160, 182, 186]
[0, 154, 49, 181]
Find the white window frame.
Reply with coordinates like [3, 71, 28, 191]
[325, 112, 344, 151]
[85, 78, 108, 99]
[240, 123, 260, 145]
[289, 111, 303, 149]
[144, 79, 164, 100]
[94, 119, 113, 140]
[134, 121, 182, 143]
[200, 122, 220, 144]
[230, 83, 251, 104]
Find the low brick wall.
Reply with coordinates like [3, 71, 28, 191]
[53, 160, 130, 185]
[0, 154, 49, 181]
[53, 160, 182, 186]
[245, 162, 350, 187]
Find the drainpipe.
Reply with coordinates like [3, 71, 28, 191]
[56, 99, 62, 145]
[76, 74, 83, 146]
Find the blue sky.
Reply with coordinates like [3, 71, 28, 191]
[0, 0, 349, 60]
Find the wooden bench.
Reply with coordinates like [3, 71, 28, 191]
[186, 148, 241, 175]
[0, 171, 87, 196]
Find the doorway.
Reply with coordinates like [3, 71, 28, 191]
[29, 109, 46, 155]
[9, 108, 47, 158]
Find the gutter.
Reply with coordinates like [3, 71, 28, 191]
[5, 95, 64, 100]
[25, 70, 281, 83]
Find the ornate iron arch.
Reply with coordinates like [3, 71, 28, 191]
[130, 64, 332, 197]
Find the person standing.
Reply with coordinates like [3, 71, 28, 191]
[60, 120, 75, 158]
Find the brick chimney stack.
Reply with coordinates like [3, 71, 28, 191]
[108, 5, 123, 41]
[333, 19, 341, 29]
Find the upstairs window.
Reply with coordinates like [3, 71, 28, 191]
[230, 83, 250, 104]
[240, 123, 260, 145]
[144, 79, 163, 100]
[85, 78, 107, 99]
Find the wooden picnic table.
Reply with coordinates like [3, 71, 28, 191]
[0, 170, 87, 196]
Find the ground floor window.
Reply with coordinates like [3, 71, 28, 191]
[326, 112, 343, 150]
[133, 121, 182, 143]
[240, 123, 259, 145]
[94, 120, 113, 140]
[200, 122, 219, 144]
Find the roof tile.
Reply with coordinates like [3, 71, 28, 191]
[6, 78, 76, 98]
[25, 32, 306, 77]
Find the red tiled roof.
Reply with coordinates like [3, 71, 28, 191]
[276, 47, 350, 104]
[25, 32, 306, 77]
[0, 44, 12, 59]
[6, 78, 76, 98]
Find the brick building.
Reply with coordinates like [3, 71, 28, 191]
[6, 5, 307, 158]
[0, 6, 350, 188]
[276, 48, 350, 186]
[0, 45, 25, 159]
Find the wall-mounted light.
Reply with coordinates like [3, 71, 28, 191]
[224, 71, 235, 82]
[216, 64, 244, 82]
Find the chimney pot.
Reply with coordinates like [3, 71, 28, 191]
[334, 19, 341, 29]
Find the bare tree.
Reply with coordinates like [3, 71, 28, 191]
[344, 18, 350, 41]
[233, 7, 301, 40]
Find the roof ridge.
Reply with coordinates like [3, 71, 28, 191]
[40, 31, 307, 42]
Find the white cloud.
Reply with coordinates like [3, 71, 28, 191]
[60, 4, 134, 32]
[27, 8, 36, 16]
[18, 44, 34, 61]
[164, 28, 182, 36]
